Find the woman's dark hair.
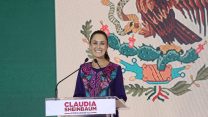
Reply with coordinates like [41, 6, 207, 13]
[89, 30, 110, 61]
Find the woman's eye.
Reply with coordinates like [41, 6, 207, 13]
[100, 42, 105, 45]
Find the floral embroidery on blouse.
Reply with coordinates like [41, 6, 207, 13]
[80, 62, 118, 97]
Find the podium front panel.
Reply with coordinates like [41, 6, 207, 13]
[45, 98, 116, 116]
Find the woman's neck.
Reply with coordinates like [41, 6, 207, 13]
[92, 58, 110, 69]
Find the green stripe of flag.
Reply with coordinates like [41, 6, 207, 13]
[0, 0, 56, 117]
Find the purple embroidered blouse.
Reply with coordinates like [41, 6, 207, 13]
[73, 62, 127, 101]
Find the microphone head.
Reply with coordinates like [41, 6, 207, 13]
[94, 59, 98, 63]
[84, 58, 89, 63]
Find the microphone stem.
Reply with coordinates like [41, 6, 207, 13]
[55, 68, 79, 98]
[97, 63, 101, 68]
[94, 59, 102, 69]
[55, 58, 89, 98]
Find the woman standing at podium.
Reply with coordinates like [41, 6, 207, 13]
[74, 30, 127, 117]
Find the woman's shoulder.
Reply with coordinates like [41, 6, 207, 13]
[80, 62, 92, 68]
[80, 61, 121, 70]
[108, 61, 121, 68]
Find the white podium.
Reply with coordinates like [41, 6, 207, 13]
[45, 96, 127, 116]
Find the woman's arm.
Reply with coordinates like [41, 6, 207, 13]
[73, 67, 85, 97]
[111, 66, 127, 101]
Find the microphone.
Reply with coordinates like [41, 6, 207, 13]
[94, 58, 108, 77]
[55, 58, 89, 98]
[94, 59, 101, 68]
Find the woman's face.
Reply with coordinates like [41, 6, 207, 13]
[90, 34, 108, 59]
